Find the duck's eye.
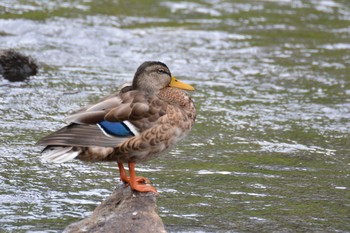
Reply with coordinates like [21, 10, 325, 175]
[157, 69, 167, 75]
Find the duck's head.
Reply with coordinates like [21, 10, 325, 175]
[132, 61, 194, 94]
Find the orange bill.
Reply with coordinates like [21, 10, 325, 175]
[169, 77, 195, 91]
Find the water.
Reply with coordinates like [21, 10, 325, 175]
[1, 0, 349, 232]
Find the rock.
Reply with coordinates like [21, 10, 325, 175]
[63, 184, 166, 233]
[0, 49, 38, 82]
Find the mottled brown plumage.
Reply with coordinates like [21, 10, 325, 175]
[37, 61, 196, 193]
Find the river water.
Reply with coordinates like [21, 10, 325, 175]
[0, 0, 349, 232]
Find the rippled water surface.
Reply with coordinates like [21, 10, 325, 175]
[1, 0, 349, 232]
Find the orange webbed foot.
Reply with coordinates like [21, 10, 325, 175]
[128, 162, 158, 194]
[118, 162, 155, 192]
[135, 176, 151, 184]
[129, 181, 158, 194]
[120, 176, 151, 185]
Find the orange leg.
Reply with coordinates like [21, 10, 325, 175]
[118, 162, 151, 184]
[118, 163, 129, 183]
[128, 162, 158, 193]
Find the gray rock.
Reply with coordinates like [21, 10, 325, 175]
[0, 49, 38, 82]
[63, 184, 166, 233]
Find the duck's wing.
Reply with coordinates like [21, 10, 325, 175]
[65, 94, 123, 124]
[36, 123, 129, 147]
[37, 85, 137, 148]
[65, 82, 132, 124]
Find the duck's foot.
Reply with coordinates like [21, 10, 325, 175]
[118, 162, 151, 184]
[129, 180, 158, 193]
[121, 176, 151, 185]
[129, 162, 158, 194]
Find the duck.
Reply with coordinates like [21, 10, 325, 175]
[36, 61, 196, 193]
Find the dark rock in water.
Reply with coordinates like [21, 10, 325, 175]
[0, 49, 38, 82]
[63, 184, 166, 233]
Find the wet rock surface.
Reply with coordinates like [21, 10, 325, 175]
[63, 184, 166, 233]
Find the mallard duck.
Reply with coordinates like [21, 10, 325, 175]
[37, 61, 196, 193]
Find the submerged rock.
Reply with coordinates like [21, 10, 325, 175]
[63, 184, 166, 233]
[0, 49, 38, 82]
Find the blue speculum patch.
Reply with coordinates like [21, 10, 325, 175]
[98, 120, 134, 137]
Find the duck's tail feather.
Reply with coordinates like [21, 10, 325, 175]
[41, 146, 80, 163]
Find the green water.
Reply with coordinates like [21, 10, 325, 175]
[0, 0, 349, 232]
